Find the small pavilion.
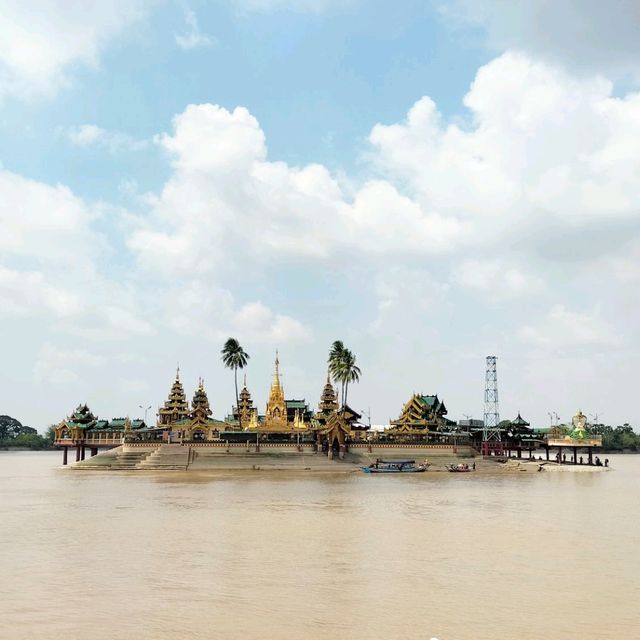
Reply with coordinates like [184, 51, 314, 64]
[545, 410, 603, 465]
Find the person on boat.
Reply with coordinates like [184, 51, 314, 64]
[605, 458, 609, 467]
[472, 462, 476, 470]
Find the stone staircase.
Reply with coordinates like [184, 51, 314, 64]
[137, 444, 190, 470]
[109, 449, 153, 470]
[72, 446, 154, 470]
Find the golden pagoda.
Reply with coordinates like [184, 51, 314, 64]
[157, 367, 190, 426]
[264, 351, 288, 431]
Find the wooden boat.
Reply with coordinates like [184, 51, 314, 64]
[361, 459, 429, 473]
[446, 463, 472, 472]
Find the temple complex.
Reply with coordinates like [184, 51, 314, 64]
[52, 356, 603, 469]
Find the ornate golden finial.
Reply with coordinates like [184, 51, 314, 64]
[176, 363, 180, 380]
[243, 373, 247, 387]
[273, 350, 281, 385]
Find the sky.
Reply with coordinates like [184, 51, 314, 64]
[1, 0, 640, 431]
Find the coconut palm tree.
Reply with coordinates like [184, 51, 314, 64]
[341, 349, 361, 410]
[328, 340, 346, 405]
[328, 341, 361, 409]
[221, 338, 249, 429]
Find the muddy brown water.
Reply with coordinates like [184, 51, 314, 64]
[1, 451, 638, 640]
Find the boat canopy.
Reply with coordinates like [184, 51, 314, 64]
[377, 459, 415, 465]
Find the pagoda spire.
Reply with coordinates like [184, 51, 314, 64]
[266, 351, 287, 427]
[318, 367, 338, 414]
[158, 368, 190, 426]
[238, 374, 255, 428]
[191, 379, 212, 421]
[273, 350, 281, 385]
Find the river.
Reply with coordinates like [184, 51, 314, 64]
[0, 451, 638, 639]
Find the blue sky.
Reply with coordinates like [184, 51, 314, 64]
[1, 0, 640, 430]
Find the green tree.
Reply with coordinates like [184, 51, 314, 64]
[328, 340, 346, 405]
[340, 349, 361, 409]
[12, 433, 47, 449]
[221, 338, 250, 429]
[44, 425, 57, 445]
[0, 415, 22, 440]
[327, 341, 361, 409]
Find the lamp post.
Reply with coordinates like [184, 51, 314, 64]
[139, 405, 151, 426]
[589, 413, 601, 426]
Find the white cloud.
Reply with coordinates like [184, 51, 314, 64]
[175, 9, 215, 50]
[33, 344, 107, 385]
[370, 53, 640, 225]
[453, 260, 542, 297]
[162, 280, 310, 345]
[0, 267, 82, 318]
[128, 102, 469, 280]
[0, 169, 100, 267]
[67, 124, 147, 153]
[441, 0, 640, 78]
[518, 305, 621, 352]
[369, 267, 450, 337]
[0, 1, 150, 100]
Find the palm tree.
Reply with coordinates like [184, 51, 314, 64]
[221, 338, 249, 429]
[327, 341, 361, 409]
[328, 340, 346, 405]
[341, 349, 361, 410]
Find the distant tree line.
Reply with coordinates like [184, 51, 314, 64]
[590, 424, 640, 452]
[0, 415, 55, 450]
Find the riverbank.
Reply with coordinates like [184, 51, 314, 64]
[61, 444, 614, 474]
[494, 459, 610, 473]
[66, 443, 477, 472]
[0, 445, 55, 451]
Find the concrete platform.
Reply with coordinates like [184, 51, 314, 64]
[69, 443, 474, 472]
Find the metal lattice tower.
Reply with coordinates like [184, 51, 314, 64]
[483, 356, 501, 442]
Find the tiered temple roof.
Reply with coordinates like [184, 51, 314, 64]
[390, 394, 449, 433]
[318, 370, 338, 415]
[191, 378, 213, 421]
[237, 375, 256, 426]
[158, 367, 190, 426]
[66, 404, 98, 430]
